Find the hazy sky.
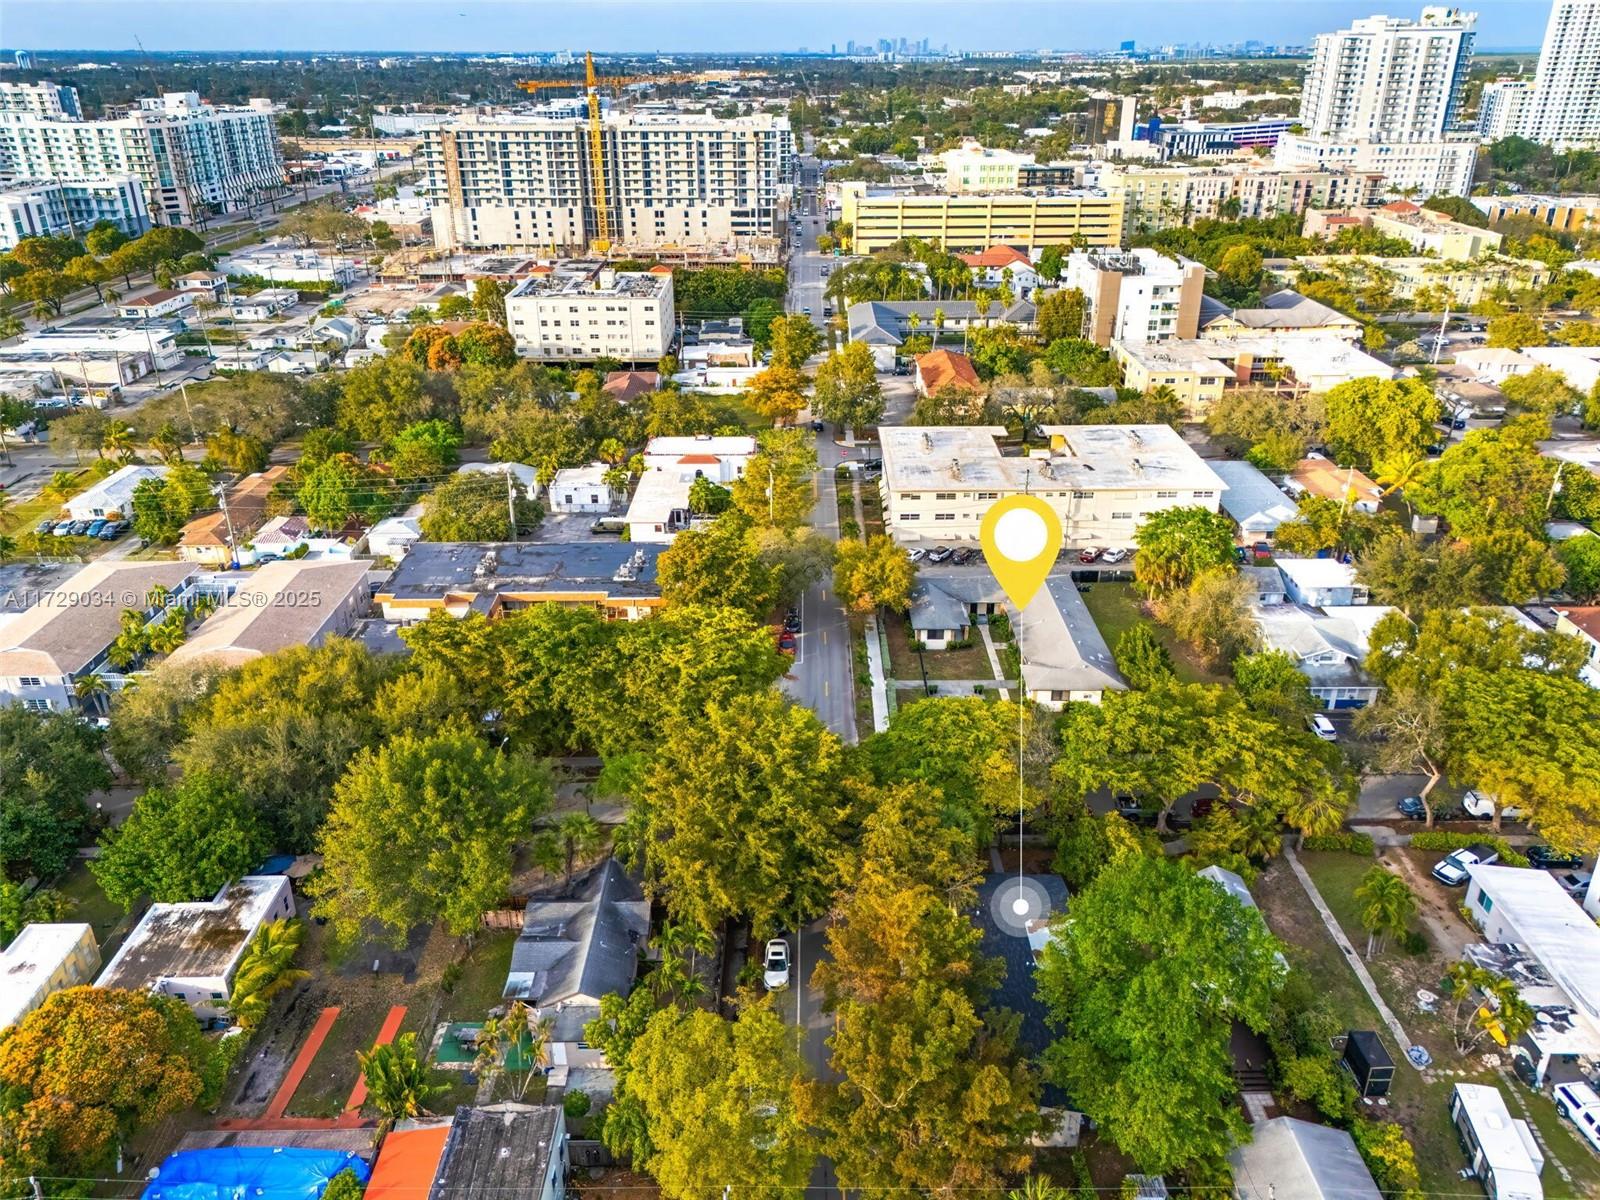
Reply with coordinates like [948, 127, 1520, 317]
[2, 0, 1555, 53]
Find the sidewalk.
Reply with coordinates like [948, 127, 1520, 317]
[863, 614, 889, 733]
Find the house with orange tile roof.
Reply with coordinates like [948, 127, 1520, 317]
[914, 349, 983, 398]
[1286, 455, 1383, 514]
[957, 244, 1040, 295]
[177, 466, 289, 566]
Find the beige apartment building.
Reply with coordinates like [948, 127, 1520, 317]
[842, 189, 1124, 253]
[877, 424, 1224, 547]
[1098, 162, 1386, 236]
[1283, 254, 1554, 305]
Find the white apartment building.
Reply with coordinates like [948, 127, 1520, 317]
[1300, 8, 1477, 142]
[0, 175, 150, 249]
[1095, 161, 1386, 236]
[877, 425, 1226, 547]
[1521, 0, 1600, 149]
[1285, 7, 1479, 196]
[0, 89, 284, 225]
[504, 262, 673, 363]
[1063, 248, 1206, 347]
[0, 82, 83, 120]
[1478, 79, 1534, 140]
[419, 110, 793, 253]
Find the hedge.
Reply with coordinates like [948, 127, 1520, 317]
[1301, 832, 1376, 856]
[1410, 831, 1529, 868]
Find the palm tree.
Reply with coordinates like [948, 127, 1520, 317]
[1446, 962, 1534, 1056]
[1008, 1180, 1070, 1200]
[73, 672, 110, 714]
[932, 306, 946, 347]
[1283, 785, 1348, 850]
[1375, 451, 1428, 522]
[102, 424, 136, 463]
[1355, 867, 1416, 959]
[905, 312, 921, 340]
[357, 1032, 445, 1131]
[145, 583, 173, 610]
[598, 437, 627, 468]
[553, 812, 604, 887]
[45, 470, 78, 500]
[228, 920, 310, 1029]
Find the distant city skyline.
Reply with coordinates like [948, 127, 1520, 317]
[0, 1, 1557, 55]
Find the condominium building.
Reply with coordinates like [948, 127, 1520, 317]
[1367, 200, 1504, 257]
[0, 175, 150, 249]
[935, 141, 1083, 192]
[418, 110, 793, 254]
[1472, 193, 1600, 233]
[503, 261, 674, 363]
[1062, 248, 1205, 347]
[877, 424, 1225, 546]
[841, 189, 1123, 253]
[1097, 162, 1386, 236]
[1151, 118, 1296, 159]
[1521, 0, 1600, 149]
[0, 88, 285, 224]
[1478, 80, 1534, 140]
[1114, 335, 1395, 414]
[1273, 131, 1479, 198]
[0, 81, 82, 120]
[1300, 8, 1477, 142]
[1281, 253, 1554, 305]
[1285, 7, 1480, 196]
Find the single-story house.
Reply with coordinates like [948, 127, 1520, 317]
[0, 561, 200, 712]
[1239, 565, 1288, 607]
[367, 512, 425, 562]
[848, 298, 1037, 371]
[1229, 1117, 1382, 1200]
[455, 461, 540, 496]
[1523, 346, 1600, 395]
[548, 464, 622, 514]
[177, 466, 289, 566]
[365, 1123, 452, 1200]
[625, 435, 755, 544]
[914, 349, 982, 398]
[231, 289, 300, 322]
[0, 923, 100, 1032]
[428, 1105, 567, 1200]
[163, 560, 371, 670]
[1198, 865, 1259, 911]
[375, 542, 664, 623]
[1553, 606, 1600, 691]
[1286, 456, 1383, 514]
[307, 316, 362, 350]
[1455, 347, 1536, 384]
[1275, 557, 1370, 608]
[680, 340, 756, 370]
[1464, 864, 1600, 1082]
[1250, 601, 1394, 709]
[118, 289, 194, 321]
[66, 463, 167, 521]
[253, 513, 364, 559]
[1198, 290, 1364, 344]
[1209, 459, 1298, 536]
[601, 370, 660, 403]
[95, 875, 296, 1024]
[504, 858, 650, 1083]
[266, 349, 328, 374]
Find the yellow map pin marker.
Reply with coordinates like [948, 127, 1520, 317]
[979, 495, 1063, 609]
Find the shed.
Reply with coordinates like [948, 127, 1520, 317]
[1342, 1030, 1394, 1098]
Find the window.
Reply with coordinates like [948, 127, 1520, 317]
[19, 676, 42, 687]
[1155, 490, 1178, 499]
[976, 491, 998, 500]
[902, 493, 921, 501]
[935, 513, 956, 521]
[1478, 892, 1493, 913]
[1112, 511, 1133, 520]
[901, 513, 921, 521]
[935, 492, 957, 500]
[1073, 490, 1094, 500]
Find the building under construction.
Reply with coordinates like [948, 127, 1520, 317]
[417, 107, 794, 260]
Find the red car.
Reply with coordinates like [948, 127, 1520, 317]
[1078, 547, 1102, 564]
[777, 629, 797, 654]
[1252, 542, 1273, 563]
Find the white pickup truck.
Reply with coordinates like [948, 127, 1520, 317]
[1431, 844, 1500, 886]
[1462, 789, 1525, 822]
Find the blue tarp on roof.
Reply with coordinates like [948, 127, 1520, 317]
[142, 1148, 372, 1200]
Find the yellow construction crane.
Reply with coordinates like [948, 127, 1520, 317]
[516, 53, 718, 252]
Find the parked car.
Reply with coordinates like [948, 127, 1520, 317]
[1251, 542, 1273, 562]
[1554, 870, 1593, 899]
[1463, 788, 1525, 822]
[927, 546, 954, 564]
[1397, 795, 1428, 821]
[762, 938, 791, 990]
[99, 520, 129, 540]
[777, 629, 797, 653]
[949, 547, 975, 565]
[908, 547, 927, 562]
[1431, 844, 1499, 886]
[1306, 714, 1338, 741]
[1234, 546, 1250, 565]
[1526, 845, 1583, 870]
[84, 519, 107, 538]
[1078, 547, 1101, 564]
[810, 419, 824, 432]
[783, 610, 802, 633]
[1100, 547, 1130, 564]
[51, 520, 76, 536]
[1555, 1082, 1600, 1153]
[68, 520, 93, 536]
[34, 518, 58, 535]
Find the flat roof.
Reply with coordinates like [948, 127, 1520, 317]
[0, 923, 95, 1030]
[507, 263, 668, 300]
[1467, 865, 1600, 1023]
[0, 561, 198, 677]
[96, 876, 288, 990]
[429, 1105, 562, 1200]
[1274, 557, 1361, 589]
[164, 560, 371, 669]
[379, 542, 663, 603]
[879, 424, 1225, 495]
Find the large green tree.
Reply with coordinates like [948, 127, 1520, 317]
[418, 469, 542, 541]
[1132, 506, 1236, 592]
[625, 692, 845, 934]
[811, 342, 885, 431]
[657, 514, 776, 615]
[0, 707, 112, 881]
[1036, 855, 1285, 1173]
[1323, 377, 1441, 469]
[92, 773, 269, 911]
[834, 534, 915, 613]
[311, 727, 551, 946]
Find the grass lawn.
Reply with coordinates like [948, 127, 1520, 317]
[0, 468, 97, 534]
[883, 612, 995, 682]
[850, 615, 874, 742]
[1079, 582, 1229, 685]
[53, 860, 131, 952]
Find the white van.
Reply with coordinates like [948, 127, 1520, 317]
[1463, 789, 1526, 822]
[1553, 1081, 1600, 1154]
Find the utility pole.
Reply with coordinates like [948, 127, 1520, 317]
[214, 481, 239, 565]
[178, 380, 199, 446]
[1545, 461, 1565, 517]
[506, 469, 519, 542]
